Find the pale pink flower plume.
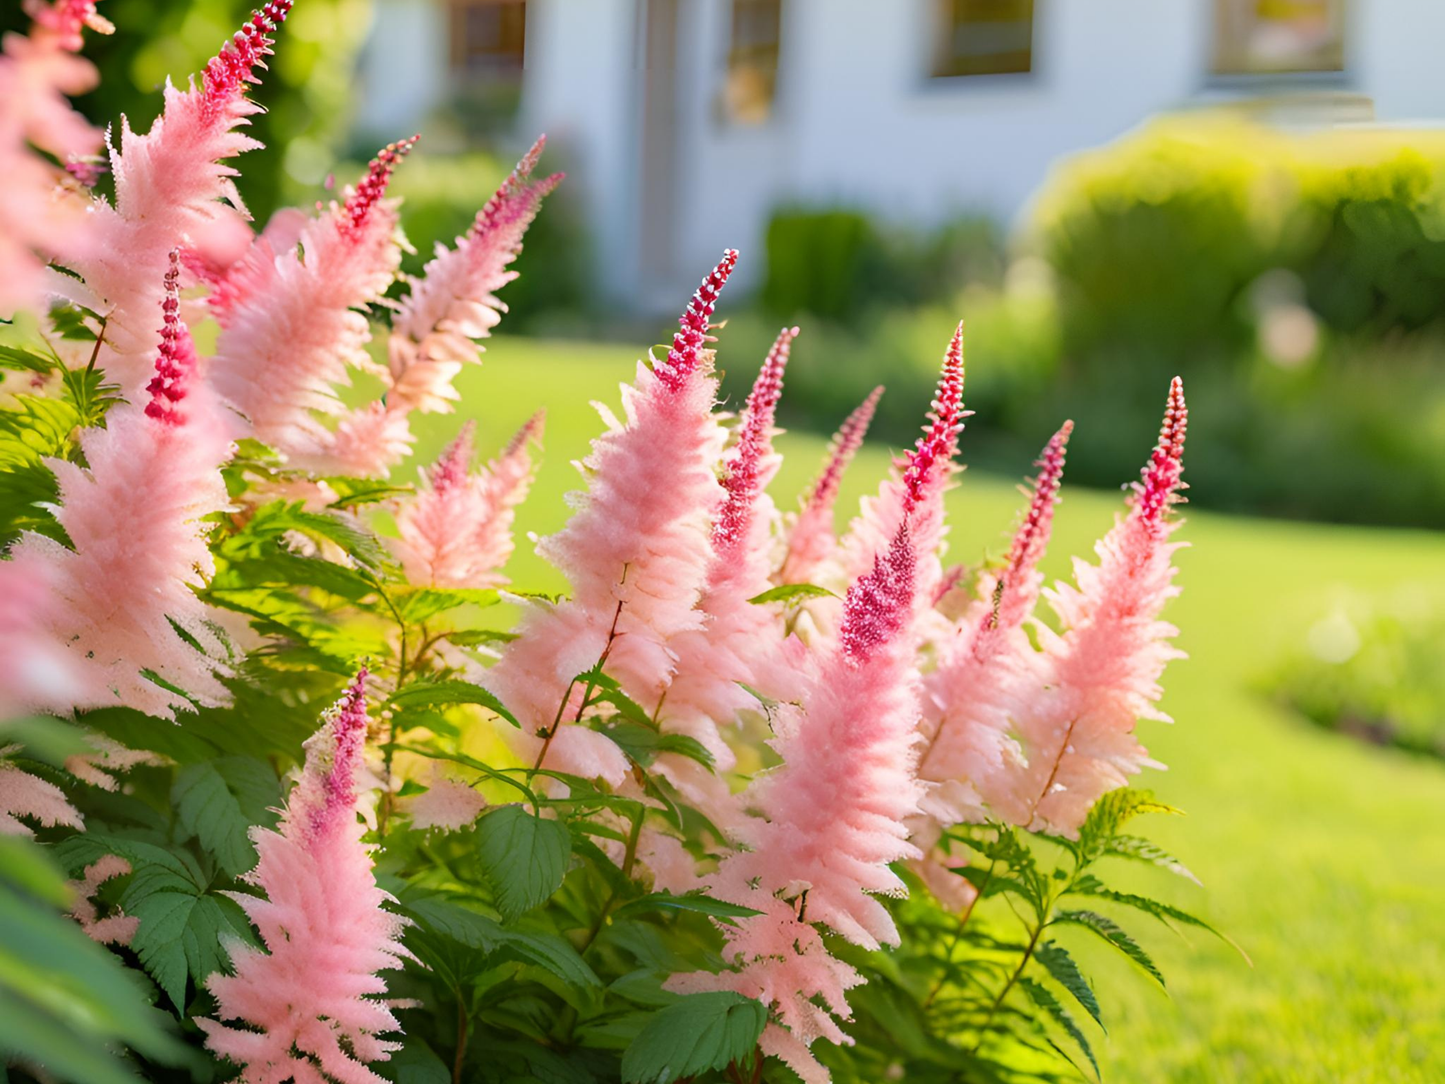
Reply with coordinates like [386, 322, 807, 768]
[0, 0, 109, 314]
[73, 2, 294, 394]
[653, 327, 806, 837]
[0, 745, 84, 837]
[916, 421, 1072, 837]
[392, 413, 542, 588]
[672, 341, 966, 1082]
[209, 136, 416, 465]
[388, 136, 563, 415]
[777, 384, 883, 588]
[402, 762, 486, 832]
[0, 560, 92, 717]
[68, 855, 140, 946]
[317, 400, 418, 479]
[483, 253, 737, 785]
[65, 733, 169, 791]
[839, 323, 967, 596]
[198, 670, 411, 1083]
[636, 828, 703, 896]
[1012, 379, 1189, 835]
[8, 254, 234, 718]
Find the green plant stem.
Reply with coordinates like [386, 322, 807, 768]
[453, 994, 469, 1084]
[532, 598, 624, 774]
[972, 920, 1045, 1050]
[578, 801, 645, 954]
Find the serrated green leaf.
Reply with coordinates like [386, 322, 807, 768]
[388, 679, 519, 726]
[324, 478, 413, 509]
[1076, 789, 1182, 863]
[172, 757, 281, 877]
[47, 302, 100, 341]
[476, 806, 571, 923]
[591, 720, 714, 770]
[1065, 886, 1250, 964]
[1056, 910, 1166, 989]
[1036, 941, 1103, 1028]
[1018, 977, 1099, 1079]
[377, 1037, 451, 1084]
[612, 891, 761, 925]
[0, 835, 71, 906]
[406, 895, 599, 988]
[1103, 834, 1201, 885]
[748, 583, 836, 605]
[394, 587, 500, 623]
[0, 345, 58, 373]
[621, 991, 767, 1084]
[127, 890, 250, 1011]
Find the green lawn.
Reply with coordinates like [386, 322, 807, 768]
[412, 336, 1445, 1083]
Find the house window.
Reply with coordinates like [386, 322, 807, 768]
[448, 0, 526, 76]
[932, 0, 1034, 79]
[722, 0, 782, 124]
[1212, 0, 1345, 76]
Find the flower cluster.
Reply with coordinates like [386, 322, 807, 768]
[0, 9, 1200, 1084]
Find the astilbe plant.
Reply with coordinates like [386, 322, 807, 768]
[0, 9, 1227, 1084]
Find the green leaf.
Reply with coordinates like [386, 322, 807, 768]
[324, 477, 413, 509]
[0, 345, 58, 373]
[748, 583, 836, 605]
[1018, 977, 1099, 1079]
[1056, 910, 1166, 989]
[127, 890, 251, 1010]
[592, 720, 714, 770]
[612, 892, 761, 925]
[394, 587, 500, 623]
[406, 895, 600, 988]
[172, 757, 281, 877]
[378, 1037, 451, 1084]
[476, 806, 571, 923]
[1075, 789, 1182, 864]
[47, 301, 101, 341]
[0, 835, 71, 907]
[1036, 941, 1103, 1028]
[1066, 886, 1251, 964]
[1102, 834, 1201, 885]
[388, 679, 519, 727]
[620, 991, 767, 1084]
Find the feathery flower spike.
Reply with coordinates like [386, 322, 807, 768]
[0, 746, 84, 837]
[0, 0, 109, 313]
[73, 1, 294, 392]
[483, 254, 737, 784]
[672, 340, 966, 1084]
[7, 258, 233, 717]
[650, 328, 804, 842]
[1012, 380, 1188, 835]
[392, 412, 543, 588]
[210, 137, 415, 465]
[199, 670, 411, 1082]
[779, 385, 883, 586]
[916, 421, 1072, 839]
[389, 135, 562, 415]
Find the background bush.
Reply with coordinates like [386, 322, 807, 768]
[746, 116, 1445, 528]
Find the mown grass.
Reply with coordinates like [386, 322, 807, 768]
[408, 335, 1445, 1083]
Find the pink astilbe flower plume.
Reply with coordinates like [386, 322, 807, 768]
[778, 385, 883, 587]
[671, 341, 967, 1084]
[839, 324, 967, 599]
[68, 855, 139, 946]
[389, 136, 562, 415]
[198, 670, 411, 1083]
[7, 252, 233, 718]
[211, 136, 416, 467]
[0, 746, 84, 837]
[1009, 379, 1189, 835]
[0, 0, 110, 314]
[483, 253, 737, 784]
[392, 412, 543, 589]
[72, 2, 294, 393]
[915, 421, 1072, 845]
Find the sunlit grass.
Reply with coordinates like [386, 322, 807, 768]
[409, 335, 1445, 1083]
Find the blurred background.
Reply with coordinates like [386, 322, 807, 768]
[10, 0, 1442, 1078]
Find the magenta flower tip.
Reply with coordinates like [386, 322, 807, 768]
[839, 524, 917, 664]
[808, 385, 883, 515]
[714, 326, 796, 550]
[202, 1, 293, 112]
[1006, 419, 1072, 580]
[430, 420, 478, 493]
[313, 668, 369, 835]
[26, 0, 112, 51]
[343, 134, 420, 234]
[658, 250, 740, 391]
[144, 250, 199, 426]
[900, 322, 966, 512]
[1135, 377, 1188, 525]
